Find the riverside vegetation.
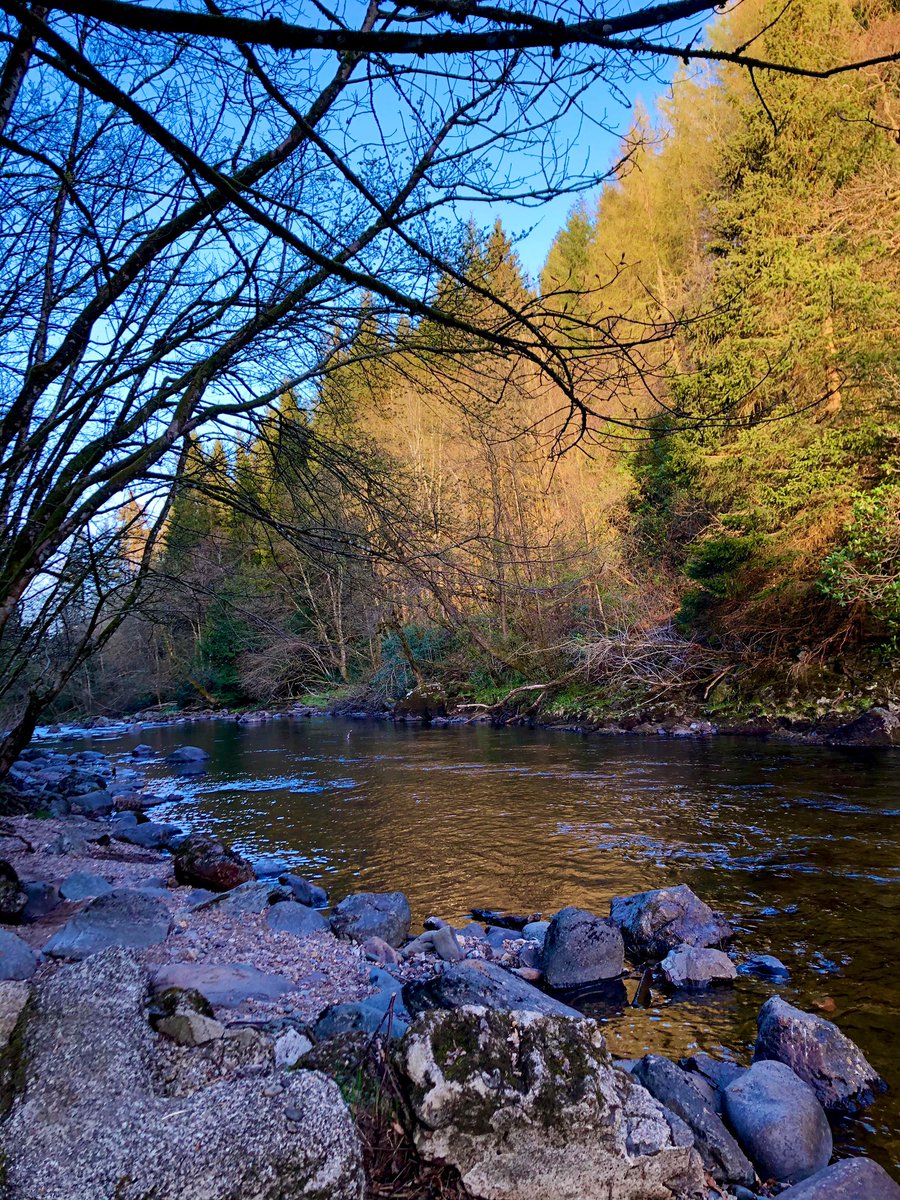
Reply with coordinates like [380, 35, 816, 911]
[7, 0, 899, 742]
[0, 734, 896, 1199]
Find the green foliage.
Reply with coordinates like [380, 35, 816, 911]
[820, 484, 900, 632]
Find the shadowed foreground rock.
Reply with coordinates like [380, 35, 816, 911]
[754, 995, 886, 1114]
[394, 1005, 706, 1200]
[1, 947, 365, 1200]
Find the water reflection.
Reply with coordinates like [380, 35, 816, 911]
[68, 717, 899, 1171]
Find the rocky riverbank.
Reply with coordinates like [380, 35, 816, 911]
[0, 740, 897, 1199]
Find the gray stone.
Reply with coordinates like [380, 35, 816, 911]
[43, 888, 171, 959]
[1, 948, 365, 1200]
[165, 745, 210, 763]
[633, 1054, 754, 1186]
[155, 1011, 225, 1046]
[403, 958, 583, 1019]
[70, 790, 114, 816]
[112, 821, 182, 850]
[659, 944, 737, 989]
[395, 1006, 706, 1200]
[754, 995, 886, 1113]
[330, 891, 411, 948]
[58, 871, 112, 902]
[740, 954, 790, 978]
[266, 901, 329, 936]
[21, 881, 60, 923]
[275, 1028, 313, 1068]
[774, 1158, 900, 1199]
[363, 936, 401, 964]
[194, 878, 288, 913]
[151, 961, 293, 1009]
[0, 930, 39, 981]
[542, 906, 625, 988]
[724, 1059, 832, 1184]
[402, 927, 464, 961]
[610, 884, 733, 959]
[131, 744, 155, 757]
[522, 920, 550, 944]
[281, 873, 329, 907]
[679, 1052, 746, 1100]
[315, 1001, 408, 1040]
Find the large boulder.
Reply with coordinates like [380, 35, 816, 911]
[280, 873, 328, 907]
[610, 885, 733, 960]
[59, 871, 112, 902]
[330, 891, 411, 948]
[827, 706, 900, 747]
[404, 959, 582, 1019]
[774, 1157, 900, 1199]
[69, 790, 114, 816]
[724, 1060, 832, 1184]
[1, 948, 365, 1200]
[172, 835, 255, 892]
[151, 961, 293, 1009]
[542, 906, 625, 989]
[43, 888, 171, 960]
[754, 996, 886, 1113]
[165, 745, 210, 763]
[632, 1055, 754, 1186]
[0, 930, 39, 981]
[394, 1006, 706, 1200]
[659, 944, 737, 990]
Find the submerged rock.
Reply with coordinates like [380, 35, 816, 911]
[740, 953, 790, 978]
[724, 1059, 832, 1184]
[754, 995, 886, 1113]
[542, 906, 625, 989]
[165, 745, 210, 764]
[632, 1054, 754, 1186]
[330, 891, 411, 948]
[659, 944, 737, 990]
[394, 1006, 706, 1200]
[1, 948, 365, 1200]
[610, 884, 733, 959]
[404, 958, 583, 1019]
[43, 888, 171, 960]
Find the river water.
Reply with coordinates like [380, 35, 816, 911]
[70, 716, 899, 1173]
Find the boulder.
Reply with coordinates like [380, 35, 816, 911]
[69, 790, 114, 816]
[740, 954, 790, 978]
[330, 891, 411, 948]
[395, 1006, 706, 1200]
[315, 1000, 408, 1041]
[0, 860, 27, 921]
[632, 1054, 754, 1186]
[131, 744, 155, 757]
[151, 961, 293, 1009]
[172, 835, 255, 892]
[165, 745, 210, 763]
[280, 873, 328, 907]
[659, 944, 737, 990]
[542, 907, 625, 989]
[194, 878, 288, 913]
[774, 1157, 900, 1199]
[1, 948, 365, 1200]
[43, 888, 171, 960]
[266, 901, 329, 937]
[679, 1053, 746, 1105]
[21, 881, 60, 923]
[610, 885, 733, 959]
[394, 683, 446, 721]
[827, 706, 900, 747]
[522, 920, 550, 944]
[58, 871, 112, 902]
[754, 996, 886, 1113]
[0, 930, 39, 981]
[0, 980, 30, 1114]
[403, 958, 583, 1019]
[724, 1059, 832, 1184]
[112, 822, 181, 850]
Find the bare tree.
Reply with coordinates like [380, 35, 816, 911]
[0, 0, 896, 769]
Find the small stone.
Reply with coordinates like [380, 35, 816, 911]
[659, 944, 737, 990]
[330, 892, 411, 948]
[362, 937, 401, 965]
[156, 1011, 225, 1046]
[0, 930, 39, 981]
[275, 1028, 313, 1069]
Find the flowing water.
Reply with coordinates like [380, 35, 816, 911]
[68, 716, 899, 1173]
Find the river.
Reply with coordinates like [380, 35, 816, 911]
[68, 716, 899, 1173]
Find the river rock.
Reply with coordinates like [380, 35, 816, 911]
[827, 706, 900, 747]
[131, 744, 155, 757]
[773, 1157, 900, 1198]
[172, 834, 255, 892]
[0, 930, 39, 981]
[266, 900, 329, 936]
[610, 884, 733, 959]
[740, 953, 790, 978]
[194, 878, 288, 913]
[522, 920, 550, 943]
[275, 1028, 313, 1068]
[542, 906, 625, 988]
[680, 1052, 746, 1104]
[1, 948, 365, 1200]
[112, 821, 181, 850]
[363, 936, 402, 964]
[43, 888, 171, 960]
[395, 1006, 706, 1200]
[280, 873, 328, 907]
[315, 1000, 409, 1040]
[0, 860, 27, 921]
[21, 881, 59, 923]
[165, 745, 210, 763]
[632, 1054, 754, 1186]
[395, 683, 447, 721]
[330, 891, 411, 948]
[59, 871, 112, 901]
[403, 958, 583, 1019]
[156, 1010, 225, 1046]
[754, 995, 886, 1113]
[403, 927, 464, 962]
[151, 961, 293, 1009]
[724, 1059, 832, 1183]
[69, 790, 114, 816]
[659, 944, 737, 989]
